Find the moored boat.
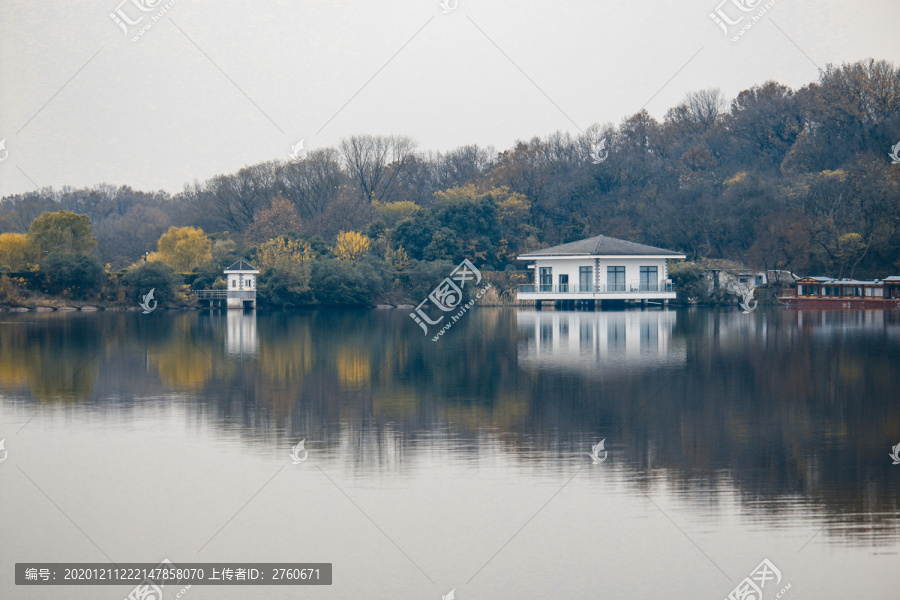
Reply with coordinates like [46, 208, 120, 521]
[780, 276, 900, 308]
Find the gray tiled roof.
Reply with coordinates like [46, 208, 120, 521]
[225, 259, 259, 272]
[802, 276, 896, 285]
[831, 279, 878, 285]
[518, 235, 684, 258]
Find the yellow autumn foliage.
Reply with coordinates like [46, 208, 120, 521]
[385, 246, 411, 271]
[375, 200, 421, 228]
[333, 231, 371, 263]
[150, 226, 212, 273]
[256, 237, 315, 271]
[0, 233, 39, 271]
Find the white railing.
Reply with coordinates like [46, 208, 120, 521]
[520, 283, 674, 294]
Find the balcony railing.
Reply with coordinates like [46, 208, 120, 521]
[194, 289, 257, 299]
[194, 289, 228, 299]
[520, 283, 674, 294]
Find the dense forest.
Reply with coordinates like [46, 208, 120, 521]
[0, 59, 898, 306]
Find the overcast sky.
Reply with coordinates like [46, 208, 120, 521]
[1, 0, 898, 198]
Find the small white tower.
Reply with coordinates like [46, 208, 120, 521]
[224, 259, 259, 309]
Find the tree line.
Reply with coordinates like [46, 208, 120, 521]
[0, 59, 898, 306]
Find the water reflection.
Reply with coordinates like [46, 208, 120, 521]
[0, 308, 898, 551]
[225, 310, 258, 356]
[795, 307, 900, 333]
[517, 309, 685, 373]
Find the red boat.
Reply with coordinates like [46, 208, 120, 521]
[779, 276, 900, 308]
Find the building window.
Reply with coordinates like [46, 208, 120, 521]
[755, 275, 764, 285]
[539, 267, 552, 292]
[559, 274, 569, 293]
[579, 267, 592, 292]
[231, 279, 236, 288]
[607, 266, 625, 292]
[639, 266, 658, 291]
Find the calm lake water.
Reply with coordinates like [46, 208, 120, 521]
[1, 307, 898, 599]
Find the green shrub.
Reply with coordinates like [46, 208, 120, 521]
[669, 261, 707, 304]
[258, 267, 314, 308]
[400, 259, 455, 302]
[38, 254, 105, 300]
[310, 259, 389, 306]
[122, 261, 181, 306]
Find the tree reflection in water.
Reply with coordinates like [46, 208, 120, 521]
[0, 307, 897, 547]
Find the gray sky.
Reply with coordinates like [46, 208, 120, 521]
[1, 0, 898, 198]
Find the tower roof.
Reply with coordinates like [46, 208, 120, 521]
[224, 259, 259, 273]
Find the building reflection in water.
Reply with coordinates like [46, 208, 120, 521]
[516, 308, 686, 374]
[794, 307, 900, 335]
[226, 309, 258, 356]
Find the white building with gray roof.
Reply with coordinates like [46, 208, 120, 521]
[516, 234, 686, 306]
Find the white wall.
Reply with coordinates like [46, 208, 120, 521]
[227, 273, 256, 290]
[530, 258, 671, 289]
[710, 270, 767, 295]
